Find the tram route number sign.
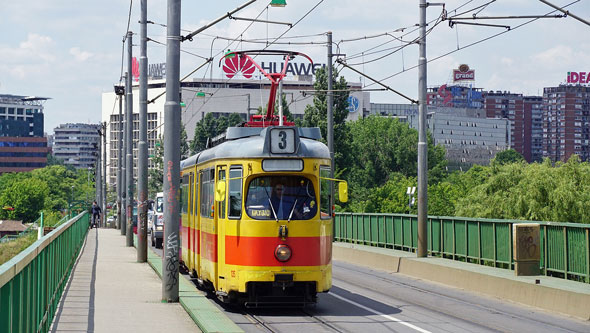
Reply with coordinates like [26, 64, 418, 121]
[270, 128, 295, 154]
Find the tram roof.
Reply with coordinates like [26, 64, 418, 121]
[181, 126, 329, 169]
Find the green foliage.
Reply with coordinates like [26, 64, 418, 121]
[0, 178, 49, 222]
[190, 113, 244, 154]
[0, 232, 36, 266]
[301, 67, 350, 172]
[343, 116, 447, 208]
[493, 149, 525, 165]
[455, 156, 590, 223]
[148, 135, 164, 199]
[0, 165, 91, 223]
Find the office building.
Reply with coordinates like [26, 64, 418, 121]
[52, 123, 101, 169]
[543, 85, 590, 162]
[0, 94, 50, 174]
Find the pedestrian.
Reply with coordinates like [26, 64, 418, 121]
[91, 201, 101, 228]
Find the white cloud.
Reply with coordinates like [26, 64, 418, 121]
[69, 47, 93, 62]
[500, 57, 513, 66]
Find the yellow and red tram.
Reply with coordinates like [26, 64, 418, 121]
[179, 126, 347, 306]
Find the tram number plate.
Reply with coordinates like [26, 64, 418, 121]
[270, 128, 295, 154]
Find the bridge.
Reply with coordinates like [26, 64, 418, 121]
[1, 212, 589, 332]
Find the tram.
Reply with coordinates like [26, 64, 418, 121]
[178, 51, 347, 306]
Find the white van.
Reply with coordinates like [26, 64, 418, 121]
[151, 192, 164, 248]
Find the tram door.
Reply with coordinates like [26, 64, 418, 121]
[188, 173, 195, 273]
[215, 166, 227, 291]
[193, 171, 200, 277]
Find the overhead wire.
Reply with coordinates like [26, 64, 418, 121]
[182, 0, 327, 131]
[363, 0, 580, 89]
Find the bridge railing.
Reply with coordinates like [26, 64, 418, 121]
[0, 211, 89, 333]
[334, 213, 590, 284]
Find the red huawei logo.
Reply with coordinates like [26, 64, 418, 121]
[223, 55, 256, 79]
[132, 57, 140, 81]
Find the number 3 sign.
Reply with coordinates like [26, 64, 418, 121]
[270, 128, 295, 154]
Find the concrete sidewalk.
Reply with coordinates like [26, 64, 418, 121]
[50, 228, 199, 333]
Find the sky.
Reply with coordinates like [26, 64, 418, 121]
[0, 0, 588, 134]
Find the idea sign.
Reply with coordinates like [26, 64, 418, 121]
[567, 72, 590, 84]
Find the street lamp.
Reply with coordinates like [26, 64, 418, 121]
[270, 0, 287, 7]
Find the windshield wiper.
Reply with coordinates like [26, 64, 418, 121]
[268, 198, 279, 222]
[287, 199, 298, 222]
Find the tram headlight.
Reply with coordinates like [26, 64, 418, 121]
[274, 244, 292, 262]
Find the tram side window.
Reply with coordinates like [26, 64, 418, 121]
[228, 167, 242, 219]
[200, 170, 209, 217]
[320, 166, 331, 219]
[218, 168, 226, 219]
[181, 174, 189, 214]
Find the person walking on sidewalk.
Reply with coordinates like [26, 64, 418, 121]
[91, 201, 101, 229]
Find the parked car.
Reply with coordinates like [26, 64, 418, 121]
[151, 192, 164, 248]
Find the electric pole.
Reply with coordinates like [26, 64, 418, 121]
[137, 0, 148, 262]
[163, 0, 181, 302]
[115, 84, 125, 230]
[121, 73, 127, 236]
[326, 31, 334, 211]
[102, 121, 107, 227]
[126, 31, 134, 247]
[417, 0, 428, 258]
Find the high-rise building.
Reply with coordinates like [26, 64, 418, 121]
[52, 123, 101, 169]
[525, 96, 544, 162]
[543, 85, 590, 162]
[483, 92, 544, 163]
[370, 103, 511, 168]
[0, 94, 50, 174]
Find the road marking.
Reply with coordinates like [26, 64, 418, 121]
[330, 292, 432, 333]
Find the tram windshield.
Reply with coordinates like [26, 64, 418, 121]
[246, 176, 317, 220]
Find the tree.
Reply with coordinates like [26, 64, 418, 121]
[191, 113, 219, 154]
[180, 123, 190, 160]
[301, 67, 350, 173]
[148, 136, 164, 199]
[493, 149, 525, 165]
[345, 116, 447, 190]
[0, 178, 49, 222]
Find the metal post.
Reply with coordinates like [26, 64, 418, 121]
[326, 32, 334, 210]
[137, 0, 148, 262]
[96, 130, 102, 213]
[102, 121, 107, 228]
[247, 94, 251, 121]
[126, 31, 134, 247]
[163, 0, 181, 302]
[278, 80, 283, 126]
[121, 73, 127, 236]
[117, 86, 124, 230]
[417, 0, 428, 258]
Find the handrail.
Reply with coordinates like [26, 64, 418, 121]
[334, 213, 590, 284]
[0, 211, 89, 333]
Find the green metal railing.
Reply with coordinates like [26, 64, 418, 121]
[334, 213, 590, 283]
[0, 212, 89, 333]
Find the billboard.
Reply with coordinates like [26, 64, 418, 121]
[453, 64, 475, 82]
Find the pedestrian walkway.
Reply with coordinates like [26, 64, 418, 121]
[50, 227, 199, 332]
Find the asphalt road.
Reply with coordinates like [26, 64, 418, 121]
[150, 244, 590, 332]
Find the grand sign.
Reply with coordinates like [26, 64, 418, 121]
[567, 72, 590, 84]
[453, 64, 475, 82]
